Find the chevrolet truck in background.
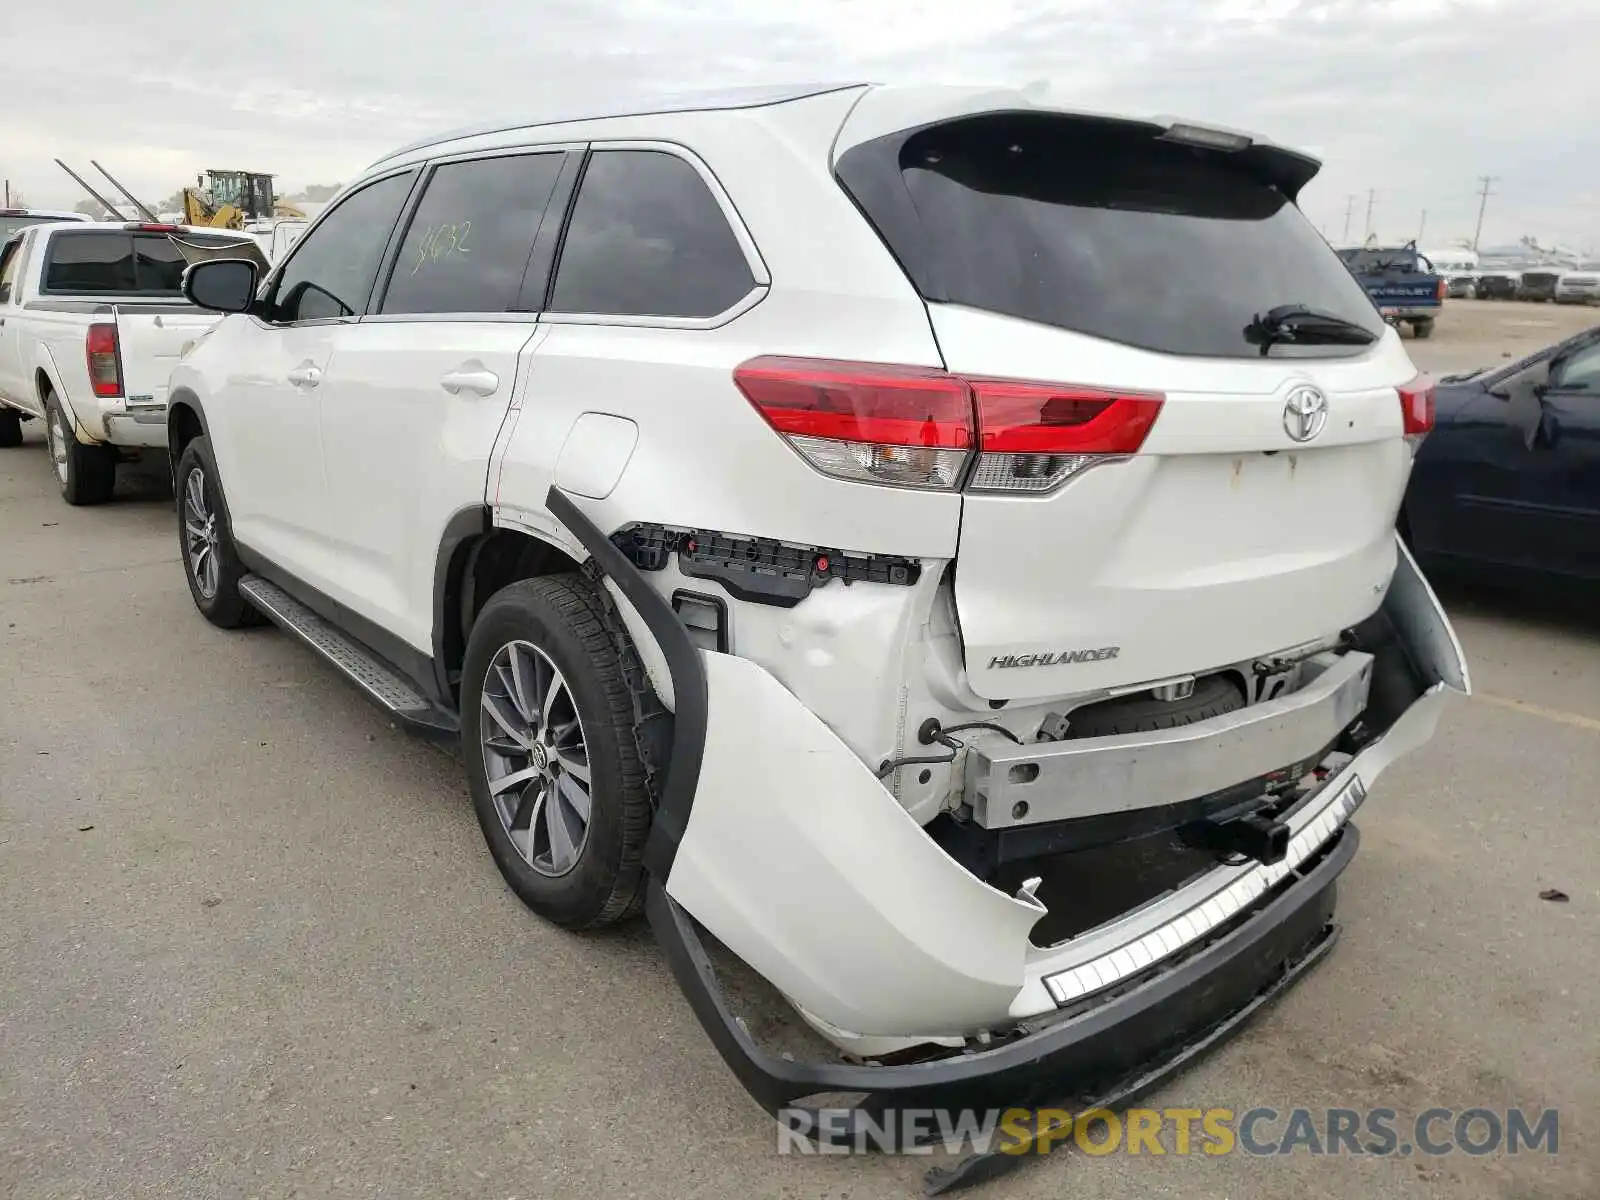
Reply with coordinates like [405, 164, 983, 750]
[1337, 243, 1447, 339]
[0, 220, 261, 503]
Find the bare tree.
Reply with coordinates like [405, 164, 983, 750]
[74, 199, 114, 219]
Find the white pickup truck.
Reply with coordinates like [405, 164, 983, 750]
[0, 220, 262, 504]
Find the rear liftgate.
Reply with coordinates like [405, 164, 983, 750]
[546, 487, 1465, 1194]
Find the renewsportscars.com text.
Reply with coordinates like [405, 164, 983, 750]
[777, 1106, 1559, 1158]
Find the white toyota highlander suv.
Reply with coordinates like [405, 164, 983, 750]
[170, 83, 1468, 1179]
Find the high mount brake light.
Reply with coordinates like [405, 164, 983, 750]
[86, 322, 122, 398]
[735, 356, 1164, 493]
[125, 222, 182, 233]
[1398, 374, 1435, 443]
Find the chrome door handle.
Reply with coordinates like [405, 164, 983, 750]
[439, 366, 499, 397]
[287, 363, 322, 388]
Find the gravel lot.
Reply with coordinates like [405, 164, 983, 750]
[3, 301, 1596, 1200]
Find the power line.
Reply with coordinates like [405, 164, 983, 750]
[1473, 176, 1498, 252]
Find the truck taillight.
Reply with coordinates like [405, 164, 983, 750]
[734, 357, 1164, 493]
[1436, 278, 1448, 301]
[1398, 374, 1435, 443]
[85, 322, 122, 398]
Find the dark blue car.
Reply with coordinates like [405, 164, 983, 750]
[1403, 325, 1600, 581]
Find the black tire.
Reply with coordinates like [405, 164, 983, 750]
[175, 435, 261, 628]
[0, 406, 22, 448]
[1066, 673, 1247, 738]
[44, 394, 116, 505]
[463, 575, 651, 930]
[1411, 319, 1434, 340]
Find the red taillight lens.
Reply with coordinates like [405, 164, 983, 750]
[1398, 374, 1435, 439]
[85, 322, 122, 398]
[967, 379, 1164, 492]
[1436, 278, 1448, 301]
[735, 356, 1165, 493]
[970, 379, 1164, 453]
[735, 356, 974, 490]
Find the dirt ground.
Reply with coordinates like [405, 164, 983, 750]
[2, 302, 1597, 1200]
[1404, 298, 1599, 375]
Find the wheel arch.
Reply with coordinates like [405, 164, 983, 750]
[167, 389, 209, 461]
[436, 515, 586, 703]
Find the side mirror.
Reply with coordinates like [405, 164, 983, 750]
[182, 258, 258, 314]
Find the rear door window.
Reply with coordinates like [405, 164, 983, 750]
[548, 149, 755, 319]
[380, 152, 565, 315]
[838, 114, 1384, 358]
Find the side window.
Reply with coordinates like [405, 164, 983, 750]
[549, 150, 755, 319]
[1550, 342, 1600, 392]
[0, 238, 20, 303]
[270, 172, 415, 322]
[380, 153, 564, 315]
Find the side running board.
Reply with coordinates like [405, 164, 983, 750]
[238, 575, 458, 738]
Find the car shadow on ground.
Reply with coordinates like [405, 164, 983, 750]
[1431, 571, 1599, 638]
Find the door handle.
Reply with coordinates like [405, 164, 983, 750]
[439, 365, 499, 397]
[287, 363, 323, 388]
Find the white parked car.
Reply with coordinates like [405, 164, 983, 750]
[0, 220, 261, 502]
[1555, 263, 1600, 305]
[168, 83, 1467, 1148]
[0, 206, 90, 240]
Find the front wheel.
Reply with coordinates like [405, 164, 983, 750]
[45, 395, 116, 504]
[175, 436, 261, 628]
[462, 575, 652, 930]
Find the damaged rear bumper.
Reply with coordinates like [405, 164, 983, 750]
[549, 488, 1467, 1175]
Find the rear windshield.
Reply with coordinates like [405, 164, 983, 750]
[1339, 248, 1428, 274]
[0, 215, 77, 240]
[42, 231, 242, 295]
[837, 114, 1383, 358]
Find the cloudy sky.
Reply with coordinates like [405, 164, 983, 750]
[5, 0, 1597, 250]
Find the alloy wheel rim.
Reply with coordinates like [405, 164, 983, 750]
[480, 640, 593, 877]
[182, 466, 221, 599]
[47, 410, 68, 484]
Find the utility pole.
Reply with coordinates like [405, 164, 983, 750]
[1418, 209, 1427, 246]
[1365, 189, 1377, 240]
[3, 179, 9, 207]
[1473, 176, 1497, 253]
[1343, 194, 1356, 243]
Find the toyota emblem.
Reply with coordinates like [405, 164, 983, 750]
[1283, 385, 1329, 443]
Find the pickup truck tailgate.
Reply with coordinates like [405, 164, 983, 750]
[114, 306, 220, 408]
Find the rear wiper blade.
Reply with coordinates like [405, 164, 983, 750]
[1246, 304, 1377, 355]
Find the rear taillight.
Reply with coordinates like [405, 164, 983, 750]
[86, 322, 122, 398]
[734, 356, 973, 490]
[1435, 278, 1448, 301]
[1398, 374, 1435, 443]
[735, 356, 1164, 493]
[967, 378, 1164, 492]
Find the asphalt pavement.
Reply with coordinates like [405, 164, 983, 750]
[2, 310, 1596, 1199]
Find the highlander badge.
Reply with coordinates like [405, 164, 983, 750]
[990, 647, 1120, 669]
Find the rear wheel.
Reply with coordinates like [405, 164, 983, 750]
[1411, 318, 1434, 339]
[463, 575, 652, 930]
[45, 395, 116, 505]
[0, 407, 22, 448]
